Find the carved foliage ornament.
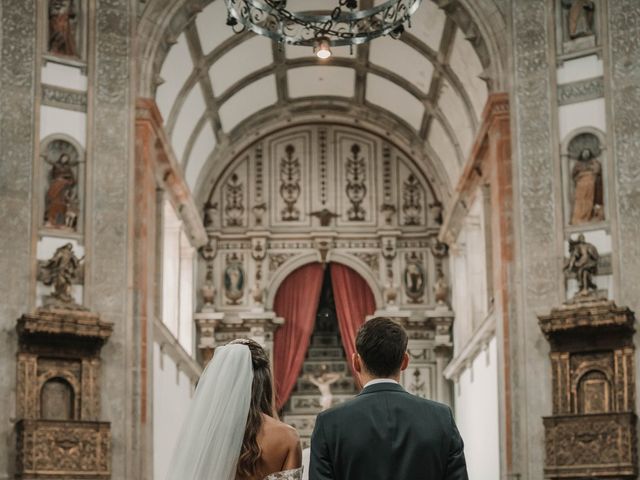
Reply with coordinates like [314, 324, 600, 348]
[402, 174, 422, 226]
[280, 144, 301, 221]
[225, 173, 244, 227]
[345, 143, 367, 221]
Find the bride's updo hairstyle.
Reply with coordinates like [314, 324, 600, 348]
[229, 338, 275, 478]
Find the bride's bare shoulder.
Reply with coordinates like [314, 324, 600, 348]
[261, 414, 300, 444]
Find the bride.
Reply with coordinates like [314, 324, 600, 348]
[165, 338, 302, 479]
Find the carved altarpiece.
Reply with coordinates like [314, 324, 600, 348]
[15, 307, 113, 479]
[539, 300, 638, 479]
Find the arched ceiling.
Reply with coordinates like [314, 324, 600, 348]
[147, 0, 502, 201]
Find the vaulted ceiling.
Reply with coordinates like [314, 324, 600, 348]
[150, 0, 496, 200]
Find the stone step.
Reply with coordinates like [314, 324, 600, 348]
[309, 334, 341, 347]
[301, 360, 351, 374]
[306, 347, 346, 360]
[286, 393, 354, 414]
[292, 375, 357, 395]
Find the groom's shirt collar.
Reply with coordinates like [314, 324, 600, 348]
[362, 378, 399, 389]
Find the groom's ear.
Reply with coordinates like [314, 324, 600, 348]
[353, 352, 362, 374]
[400, 352, 409, 372]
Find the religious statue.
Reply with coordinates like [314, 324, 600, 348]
[48, 0, 78, 57]
[200, 268, 216, 309]
[224, 254, 245, 305]
[404, 253, 425, 303]
[564, 234, 599, 298]
[41, 243, 83, 305]
[44, 151, 81, 230]
[562, 0, 595, 39]
[570, 147, 604, 225]
[434, 267, 449, 307]
[306, 364, 343, 411]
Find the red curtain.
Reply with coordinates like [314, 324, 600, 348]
[330, 263, 377, 387]
[273, 263, 325, 410]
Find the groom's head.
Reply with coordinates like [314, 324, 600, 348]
[354, 317, 409, 381]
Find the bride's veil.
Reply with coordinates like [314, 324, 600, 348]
[165, 343, 253, 480]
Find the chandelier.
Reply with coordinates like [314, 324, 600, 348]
[225, 0, 423, 59]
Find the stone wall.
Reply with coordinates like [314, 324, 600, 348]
[0, 2, 37, 478]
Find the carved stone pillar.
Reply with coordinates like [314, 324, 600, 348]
[15, 307, 113, 479]
[240, 312, 284, 360]
[194, 312, 225, 364]
[430, 311, 454, 405]
[539, 299, 638, 479]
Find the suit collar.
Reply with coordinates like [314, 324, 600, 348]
[358, 382, 406, 396]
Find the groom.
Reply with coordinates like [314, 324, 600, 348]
[309, 317, 468, 480]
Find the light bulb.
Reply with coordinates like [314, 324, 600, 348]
[313, 37, 332, 59]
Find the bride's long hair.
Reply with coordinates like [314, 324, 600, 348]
[231, 339, 276, 478]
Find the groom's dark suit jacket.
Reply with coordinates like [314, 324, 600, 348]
[309, 382, 468, 480]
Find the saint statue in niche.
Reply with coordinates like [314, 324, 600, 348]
[403, 253, 425, 303]
[43, 142, 82, 230]
[562, 0, 595, 39]
[568, 134, 604, 225]
[48, 0, 78, 57]
[224, 255, 245, 305]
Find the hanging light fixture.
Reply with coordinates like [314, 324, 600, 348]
[225, 0, 422, 54]
[313, 37, 332, 59]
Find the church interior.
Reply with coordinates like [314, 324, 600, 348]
[1, 0, 639, 479]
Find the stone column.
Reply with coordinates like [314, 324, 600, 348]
[194, 311, 225, 364]
[0, 3, 37, 478]
[240, 312, 284, 360]
[431, 311, 454, 406]
[510, 2, 561, 478]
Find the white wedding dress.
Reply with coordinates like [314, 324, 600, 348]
[165, 344, 303, 480]
[263, 467, 303, 480]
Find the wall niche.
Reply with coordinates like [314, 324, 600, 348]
[561, 129, 607, 229]
[556, 0, 602, 59]
[45, 0, 87, 65]
[40, 136, 85, 235]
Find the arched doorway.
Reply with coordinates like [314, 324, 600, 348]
[272, 262, 376, 445]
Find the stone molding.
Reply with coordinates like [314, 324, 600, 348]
[41, 84, 87, 112]
[136, 98, 207, 248]
[153, 319, 202, 383]
[557, 76, 604, 106]
[439, 92, 509, 244]
[443, 310, 496, 381]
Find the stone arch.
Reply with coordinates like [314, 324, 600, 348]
[265, 253, 383, 311]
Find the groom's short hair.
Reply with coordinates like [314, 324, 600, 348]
[355, 317, 408, 377]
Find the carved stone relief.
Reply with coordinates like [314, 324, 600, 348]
[269, 253, 296, 272]
[345, 144, 367, 221]
[279, 144, 301, 221]
[42, 138, 83, 232]
[402, 174, 423, 226]
[224, 173, 244, 227]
